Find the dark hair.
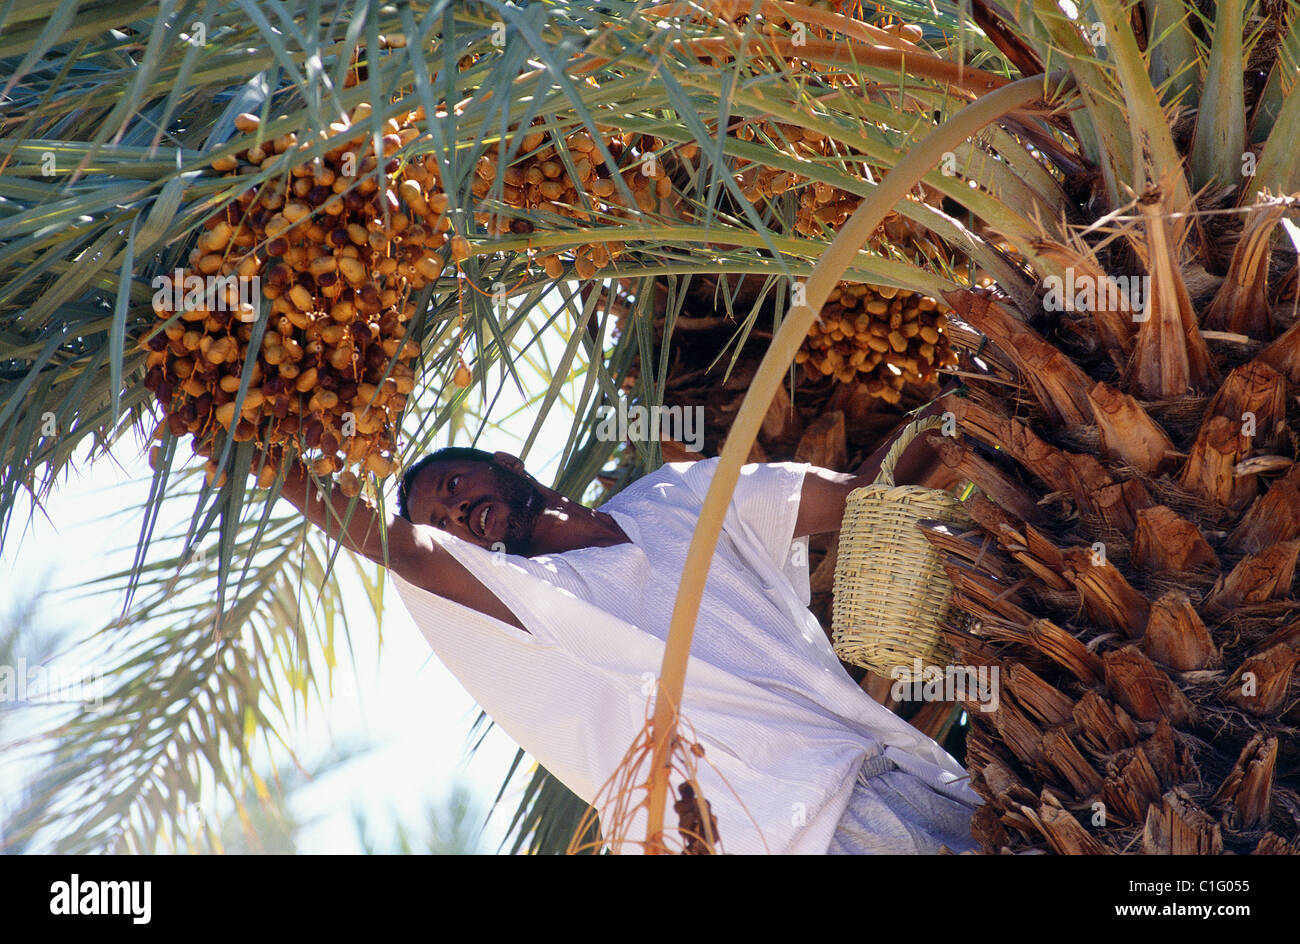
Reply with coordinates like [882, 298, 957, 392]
[397, 446, 495, 521]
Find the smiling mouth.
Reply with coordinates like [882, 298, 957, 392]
[470, 500, 492, 538]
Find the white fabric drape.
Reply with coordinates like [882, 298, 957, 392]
[393, 459, 972, 853]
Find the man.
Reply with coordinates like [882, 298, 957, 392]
[278, 401, 980, 854]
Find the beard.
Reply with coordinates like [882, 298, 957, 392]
[490, 463, 543, 554]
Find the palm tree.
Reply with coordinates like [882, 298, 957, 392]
[2, 0, 1296, 854]
[633, 0, 1300, 855]
[913, 0, 1300, 854]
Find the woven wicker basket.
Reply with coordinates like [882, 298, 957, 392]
[831, 415, 971, 675]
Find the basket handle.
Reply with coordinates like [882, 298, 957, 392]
[875, 414, 946, 487]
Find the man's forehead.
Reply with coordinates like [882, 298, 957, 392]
[414, 458, 486, 493]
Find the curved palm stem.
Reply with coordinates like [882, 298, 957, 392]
[643, 71, 1068, 852]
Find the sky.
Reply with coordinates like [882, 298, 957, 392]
[0, 302, 591, 854]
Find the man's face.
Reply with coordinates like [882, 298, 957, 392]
[406, 458, 543, 553]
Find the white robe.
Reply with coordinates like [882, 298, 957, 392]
[393, 459, 973, 854]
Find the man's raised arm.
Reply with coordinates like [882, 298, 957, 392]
[794, 392, 958, 538]
[277, 462, 527, 631]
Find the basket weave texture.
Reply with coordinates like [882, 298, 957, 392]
[831, 415, 971, 674]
